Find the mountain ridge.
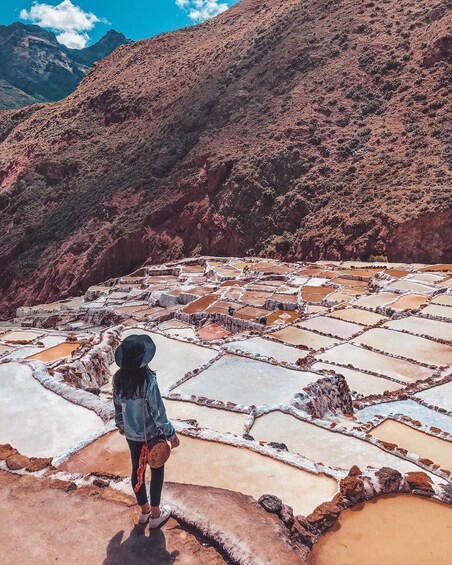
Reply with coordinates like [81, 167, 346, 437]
[0, 0, 450, 318]
[0, 22, 130, 109]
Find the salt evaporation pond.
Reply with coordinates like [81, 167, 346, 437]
[224, 337, 303, 363]
[328, 308, 388, 326]
[312, 363, 402, 397]
[353, 292, 399, 310]
[354, 328, 452, 366]
[356, 400, 452, 434]
[60, 431, 337, 516]
[165, 399, 247, 436]
[1, 330, 44, 342]
[370, 420, 452, 471]
[297, 317, 363, 339]
[250, 412, 427, 474]
[269, 327, 340, 349]
[383, 316, 452, 341]
[26, 342, 81, 362]
[307, 495, 452, 565]
[414, 380, 452, 412]
[316, 343, 434, 382]
[421, 304, 452, 320]
[173, 354, 319, 406]
[0, 363, 103, 457]
[118, 328, 217, 391]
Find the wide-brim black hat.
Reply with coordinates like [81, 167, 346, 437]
[114, 334, 156, 369]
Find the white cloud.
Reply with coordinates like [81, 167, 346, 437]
[176, 0, 229, 23]
[19, 0, 107, 48]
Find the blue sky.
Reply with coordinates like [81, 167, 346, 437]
[1, 1, 239, 48]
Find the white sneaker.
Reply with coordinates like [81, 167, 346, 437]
[149, 504, 171, 529]
[138, 511, 152, 525]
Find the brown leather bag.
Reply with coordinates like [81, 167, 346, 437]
[142, 396, 171, 469]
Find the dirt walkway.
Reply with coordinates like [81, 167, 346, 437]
[0, 471, 224, 565]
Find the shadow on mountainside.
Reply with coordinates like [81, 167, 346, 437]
[104, 525, 179, 565]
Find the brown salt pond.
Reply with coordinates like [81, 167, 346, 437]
[316, 343, 434, 382]
[234, 306, 269, 321]
[328, 308, 388, 326]
[250, 412, 426, 475]
[26, 342, 81, 362]
[390, 293, 428, 311]
[354, 328, 452, 366]
[301, 286, 334, 303]
[182, 295, 218, 314]
[197, 323, 232, 341]
[269, 327, 340, 350]
[60, 431, 337, 516]
[307, 494, 452, 565]
[369, 419, 452, 471]
[266, 309, 299, 325]
[297, 316, 362, 339]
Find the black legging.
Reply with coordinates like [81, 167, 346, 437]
[126, 438, 164, 507]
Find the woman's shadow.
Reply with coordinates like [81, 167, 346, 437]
[104, 524, 180, 565]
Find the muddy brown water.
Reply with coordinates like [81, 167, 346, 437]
[307, 494, 452, 565]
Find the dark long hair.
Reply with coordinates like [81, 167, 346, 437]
[113, 366, 148, 399]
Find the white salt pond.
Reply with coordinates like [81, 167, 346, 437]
[431, 295, 452, 307]
[0, 345, 13, 356]
[328, 308, 388, 326]
[224, 337, 303, 363]
[173, 354, 319, 406]
[118, 328, 217, 391]
[6, 346, 44, 359]
[269, 327, 340, 350]
[316, 343, 434, 382]
[354, 328, 452, 366]
[1, 330, 44, 343]
[312, 363, 402, 397]
[35, 335, 69, 348]
[414, 381, 452, 413]
[165, 400, 247, 436]
[250, 412, 427, 475]
[383, 317, 452, 341]
[297, 316, 363, 339]
[386, 280, 434, 294]
[421, 304, 452, 320]
[352, 293, 399, 310]
[356, 400, 452, 434]
[0, 363, 103, 457]
[61, 431, 337, 516]
[370, 420, 452, 471]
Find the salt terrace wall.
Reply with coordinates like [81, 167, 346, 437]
[51, 326, 121, 389]
[292, 375, 353, 419]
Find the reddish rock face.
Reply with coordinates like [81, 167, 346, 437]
[375, 467, 405, 494]
[340, 475, 366, 503]
[0, 0, 450, 317]
[405, 472, 434, 495]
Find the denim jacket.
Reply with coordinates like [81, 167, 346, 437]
[113, 368, 176, 442]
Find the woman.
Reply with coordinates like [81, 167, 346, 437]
[113, 334, 179, 527]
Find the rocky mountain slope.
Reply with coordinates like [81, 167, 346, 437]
[0, 0, 451, 317]
[0, 23, 130, 109]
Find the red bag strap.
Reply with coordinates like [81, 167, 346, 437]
[134, 388, 149, 494]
